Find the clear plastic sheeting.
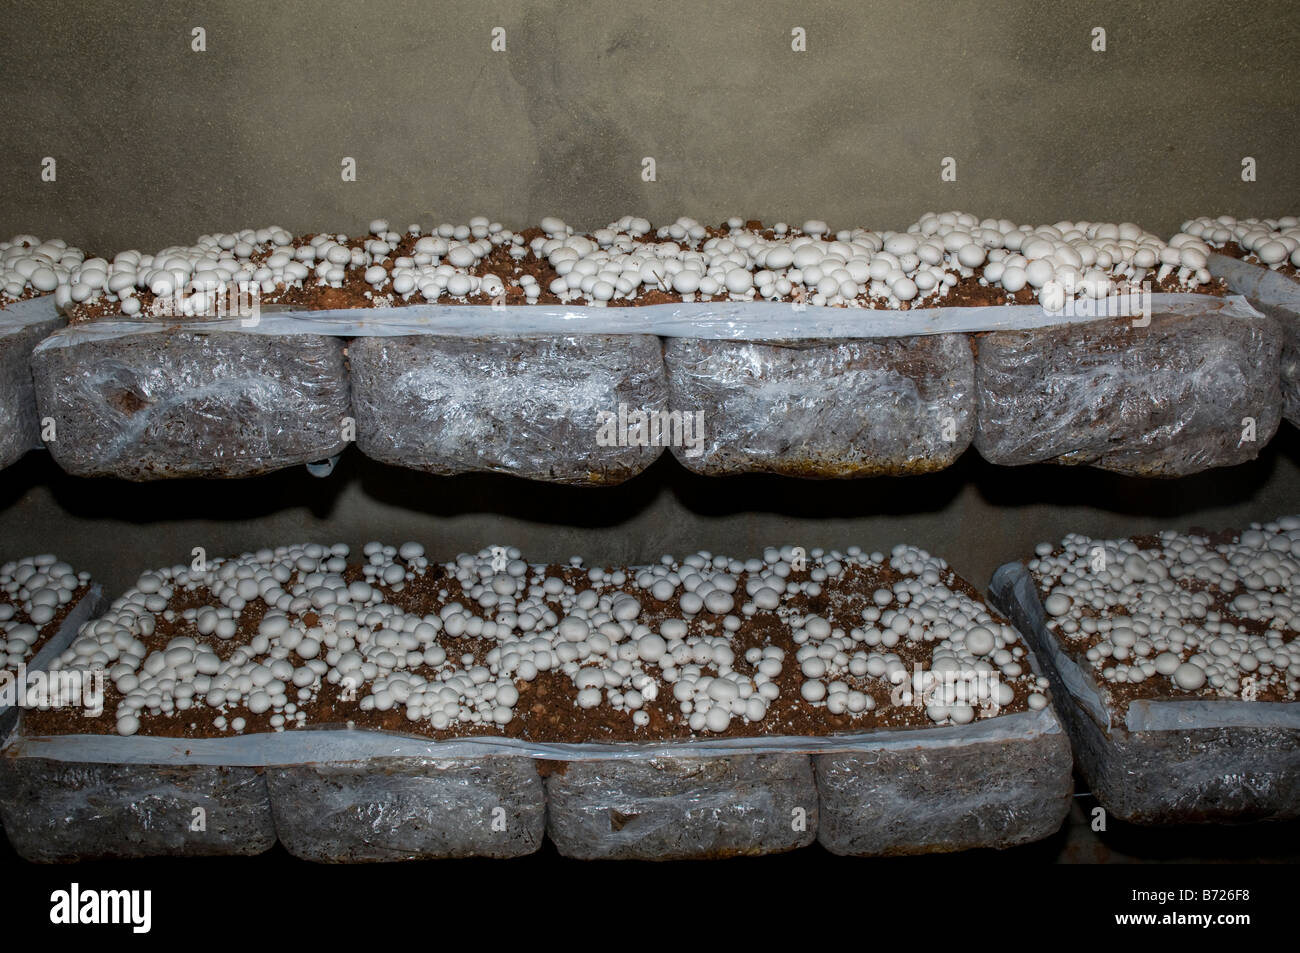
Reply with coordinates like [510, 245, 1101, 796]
[544, 753, 817, 860]
[989, 561, 1300, 824]
[1207, 252, 1300, 427]
[31, 326, 351, 480]
[664, 334, 973, 477]
[0, 297, 63, 471]
[973, 296, 1281, 476]
[107, 297, 1268, 340]
[4, 703, 1067, 767]
[267, 756, 545, 862]
[351, 334, 666, 484]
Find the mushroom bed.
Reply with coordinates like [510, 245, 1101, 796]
[990, 516, 1300, 824]
[1, 542, 1071, 861]
[6, 213, 1279, 481]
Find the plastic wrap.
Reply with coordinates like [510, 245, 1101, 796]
[267, 756, 544, 862]
[544, 753, 816, 860]
[663, 334, 973, 477]
[351, 334, 666, 485]
[1206, 252, 1300, 427]
[145, 299, 1269, 340]
[814, 715, 1072, 856]
[989, 561, 1300, 824]
[0, 297, 63, 471]
[30, 324, 350, 480]
[0, 756, 275, 862]
[973, 296, 1280, 476]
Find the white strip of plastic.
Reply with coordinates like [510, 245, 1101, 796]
[989, 561, 1300, 735]
[32, 293, 1262, 349]
[989, 562, 1115, 730]
[3, 704, 1060, 767]
[1207, 253, 1300, 313]
[1125, 698, 1300, 732]
[0, 296, 61, 338]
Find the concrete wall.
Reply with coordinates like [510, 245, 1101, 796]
[1, 0, 1297, 595]
[1, 0, 1296, 251]
[4, 434, 1300, 600]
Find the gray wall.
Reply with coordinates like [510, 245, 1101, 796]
[1, 0, 1297, 251]
[5, 438, 1300, 601]
[1, 0, 1297, 596]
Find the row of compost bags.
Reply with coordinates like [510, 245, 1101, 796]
[0, 700, 1072, 862]
[1, 292, 1281, 483]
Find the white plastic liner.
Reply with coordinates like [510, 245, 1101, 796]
[0, 296, 61, 337]
[1207, 253, 1300, 426]
[1208, 253, 1300, 312]
[1125, 698, 1300, 732]
[5, 705, 1059, 768]
[989, 561, 1300, 734]
[32, 293, 1256, 345]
